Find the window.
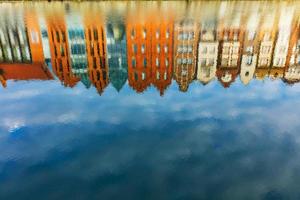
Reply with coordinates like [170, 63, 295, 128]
[133, 44, 137, 54]
[246, 46, 253, 53]
[202, 47, 207, 54]
[30, 30, 39, 44]
[156, 30, 160, 39]
[165, 58, 169, 67]
[142, 72, 146, 80]
[177, 46, 182, 53]
[247, 56, 252, 65]
[143, 58, 147, 68]
[187, 58, 193, 64]
[177, 58, 182, 65]
[156, 71, 160, 80]
[157, 44, 160, 53]
[164, 45, 168, 53]
[166, 29, 170, 38]
[132, 58, 136, 67]
[143, 29, 147, 39]
[141, 44, 145, 54]
[134, 72, 138, 81]
[131, 29, 135, 39]
[156, 58, 160, 67]
[188, 32, 194, 39]
[183, 45, 188, 53]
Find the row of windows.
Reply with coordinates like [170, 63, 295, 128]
[260, 45, 272, 54]
[133, 71, 168, 81]
[177, 32, 195, 40]
[199, 46, 216, 54]
[131, 28, 170, 40]
[132, 44, 169, 54]
[221, 58, 238, 66]
[199, 58, 215, 67]
[177, 45, 193, 53]
[177, 58, 193, 65]
[131, 57, 170, 68]
[222, 46, 239, 54]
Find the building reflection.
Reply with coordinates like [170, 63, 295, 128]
[0, 1, 300, 94]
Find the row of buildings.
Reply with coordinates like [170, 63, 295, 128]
[0, 4, 300, 95]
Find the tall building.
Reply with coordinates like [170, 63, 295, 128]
[84, 13, 108, 95]
[240, 12, 260, 85]
[217, 7, 243, 88]
[67, 14, 91, 88]
[46, 12, 80, 87]
[283, 18, 300, 84]
[126, 17, 173, 94]
[173, 19, 199, 92]
[197, 19, 218, 85]
[106, 19, 128, 92]
[272, 7, 294, 68]
[257, 11, 278, 68]
[150, 20, 173, 96]
[126, 20, 152, 93]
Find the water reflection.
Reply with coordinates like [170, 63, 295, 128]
[0, 2, 299, 94]
[2, 2, 300, 199]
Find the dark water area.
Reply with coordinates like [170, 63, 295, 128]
[0, 1, 300, 199]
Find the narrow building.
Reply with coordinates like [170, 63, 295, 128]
[84, 13, 109, 95]
[107, 19, 128, 92]
[173, 19, 199, 92]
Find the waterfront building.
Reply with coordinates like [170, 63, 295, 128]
[272, 7, 294, 68]
[67, 14, 91, 88]
[197, 18, 218, 85]
[217, 6, 243, 88]
[84, 13, 109, 95]
[126, 16, 173, 94]
[240, 12, 260, 85]
[0, 8, 53, 88]
[257, 11, 278, 68]
[106, 19, 128, 92]
[46, 12, 80, 87]
[283, 19, 300, 84]
[173, 19, 199, 92]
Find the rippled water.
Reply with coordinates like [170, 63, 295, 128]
[1, 1, 300, 200]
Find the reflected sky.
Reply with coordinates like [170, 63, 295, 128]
[1, 1, 300, 200]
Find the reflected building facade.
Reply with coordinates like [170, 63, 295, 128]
[84, 13, 109, 95]
[0, 2, 300, 94]
[107, 19, 128, 92]
[173, 19, 199, 92]
[0, 7, 53, 88]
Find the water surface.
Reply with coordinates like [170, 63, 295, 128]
[0, 1, 300, 200]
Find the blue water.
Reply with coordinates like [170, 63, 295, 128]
[1, 79, 300, 199]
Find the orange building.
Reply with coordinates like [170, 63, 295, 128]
[0, 9, 53, 88]
[126, 16, 173, 94]
[151, 20, 173, 95]
[173, 19, 199, 92]
[46, 12, 79, 87]
[84, 13, 109, 95]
